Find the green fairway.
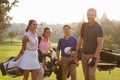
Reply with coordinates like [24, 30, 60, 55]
[0, 40, 120, 80]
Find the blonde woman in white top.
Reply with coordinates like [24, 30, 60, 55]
[16, 19, 40, 80]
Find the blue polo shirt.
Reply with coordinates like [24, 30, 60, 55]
[57, 36, 77, 56]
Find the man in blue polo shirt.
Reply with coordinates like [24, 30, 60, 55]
[56, 25, 77, 80]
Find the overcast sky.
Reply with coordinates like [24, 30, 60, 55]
[9, 0, 120, 24]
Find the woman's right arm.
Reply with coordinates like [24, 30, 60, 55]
[16, 35, 29, 59]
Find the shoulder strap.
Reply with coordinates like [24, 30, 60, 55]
[38, 36, 42, 48]
[59, 38, 62, 49]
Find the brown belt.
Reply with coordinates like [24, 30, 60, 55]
[83, 51, 94, 54]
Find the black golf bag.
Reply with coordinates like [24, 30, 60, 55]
[39, 49, 58, 78]
[98, 49, 120, 72]
[42, 48, 71, 80]
[0, 56, 23, 78]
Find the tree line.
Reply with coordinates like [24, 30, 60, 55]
[4, 16, 120, 51]
[0, 0, 120, 50]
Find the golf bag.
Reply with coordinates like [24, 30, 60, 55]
[97, 49, 120, 72]
[42, 48, 71, 80]
[100, 49, 120, 67]
[39, 49, 58, 77]
[0, 56, 23, 78]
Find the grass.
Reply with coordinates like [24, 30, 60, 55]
[0, 39, 120, 80]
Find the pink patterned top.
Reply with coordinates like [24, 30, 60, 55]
[39, 36, 51, 53]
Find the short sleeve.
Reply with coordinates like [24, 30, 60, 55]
[96, 26, 103, 37]
[73, 37, 77, 49]
[57, 39, 62, 51]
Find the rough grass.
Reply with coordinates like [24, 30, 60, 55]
[0, 39, 120, 80]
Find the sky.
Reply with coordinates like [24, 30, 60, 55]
[9, 0, 120, 24]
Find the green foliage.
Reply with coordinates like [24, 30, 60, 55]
[74, 22, 81, 38]
[75, 21, 86, 38]
[100, 14, 120, 49]
[103, 34, 113, 49]
[0, 0, 18, 42]
[9, 32, 17, 45]
[112, 23, 120, 45]
[50, 35, 61, 43]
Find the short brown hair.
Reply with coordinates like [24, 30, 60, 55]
[87, 8, 97, 15]
[63, 25, 71, 29]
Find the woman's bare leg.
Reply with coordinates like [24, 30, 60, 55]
[31, 70, 38, 80]
[23, 70, 29, 80]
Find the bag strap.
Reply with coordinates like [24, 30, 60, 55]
[38, 36, 42, 48]
[59, 38, 62, 50]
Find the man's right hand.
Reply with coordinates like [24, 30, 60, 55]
[56, 59, 62, 66]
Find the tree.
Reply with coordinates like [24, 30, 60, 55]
[0, 0, 18, 42]
[103, 34, 114, 49]
[75, 20, 86, 38]
[112, 23, 120, 46]
[9, 31, 17, 45]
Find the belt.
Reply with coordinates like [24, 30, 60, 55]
[26, 48, 37, 51]
[62, 55, 73, 58]
[83, 51, 95, 54]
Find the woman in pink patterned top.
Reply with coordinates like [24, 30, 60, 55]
[39, 28, 51, 53]
[36, 27, 52, 80]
